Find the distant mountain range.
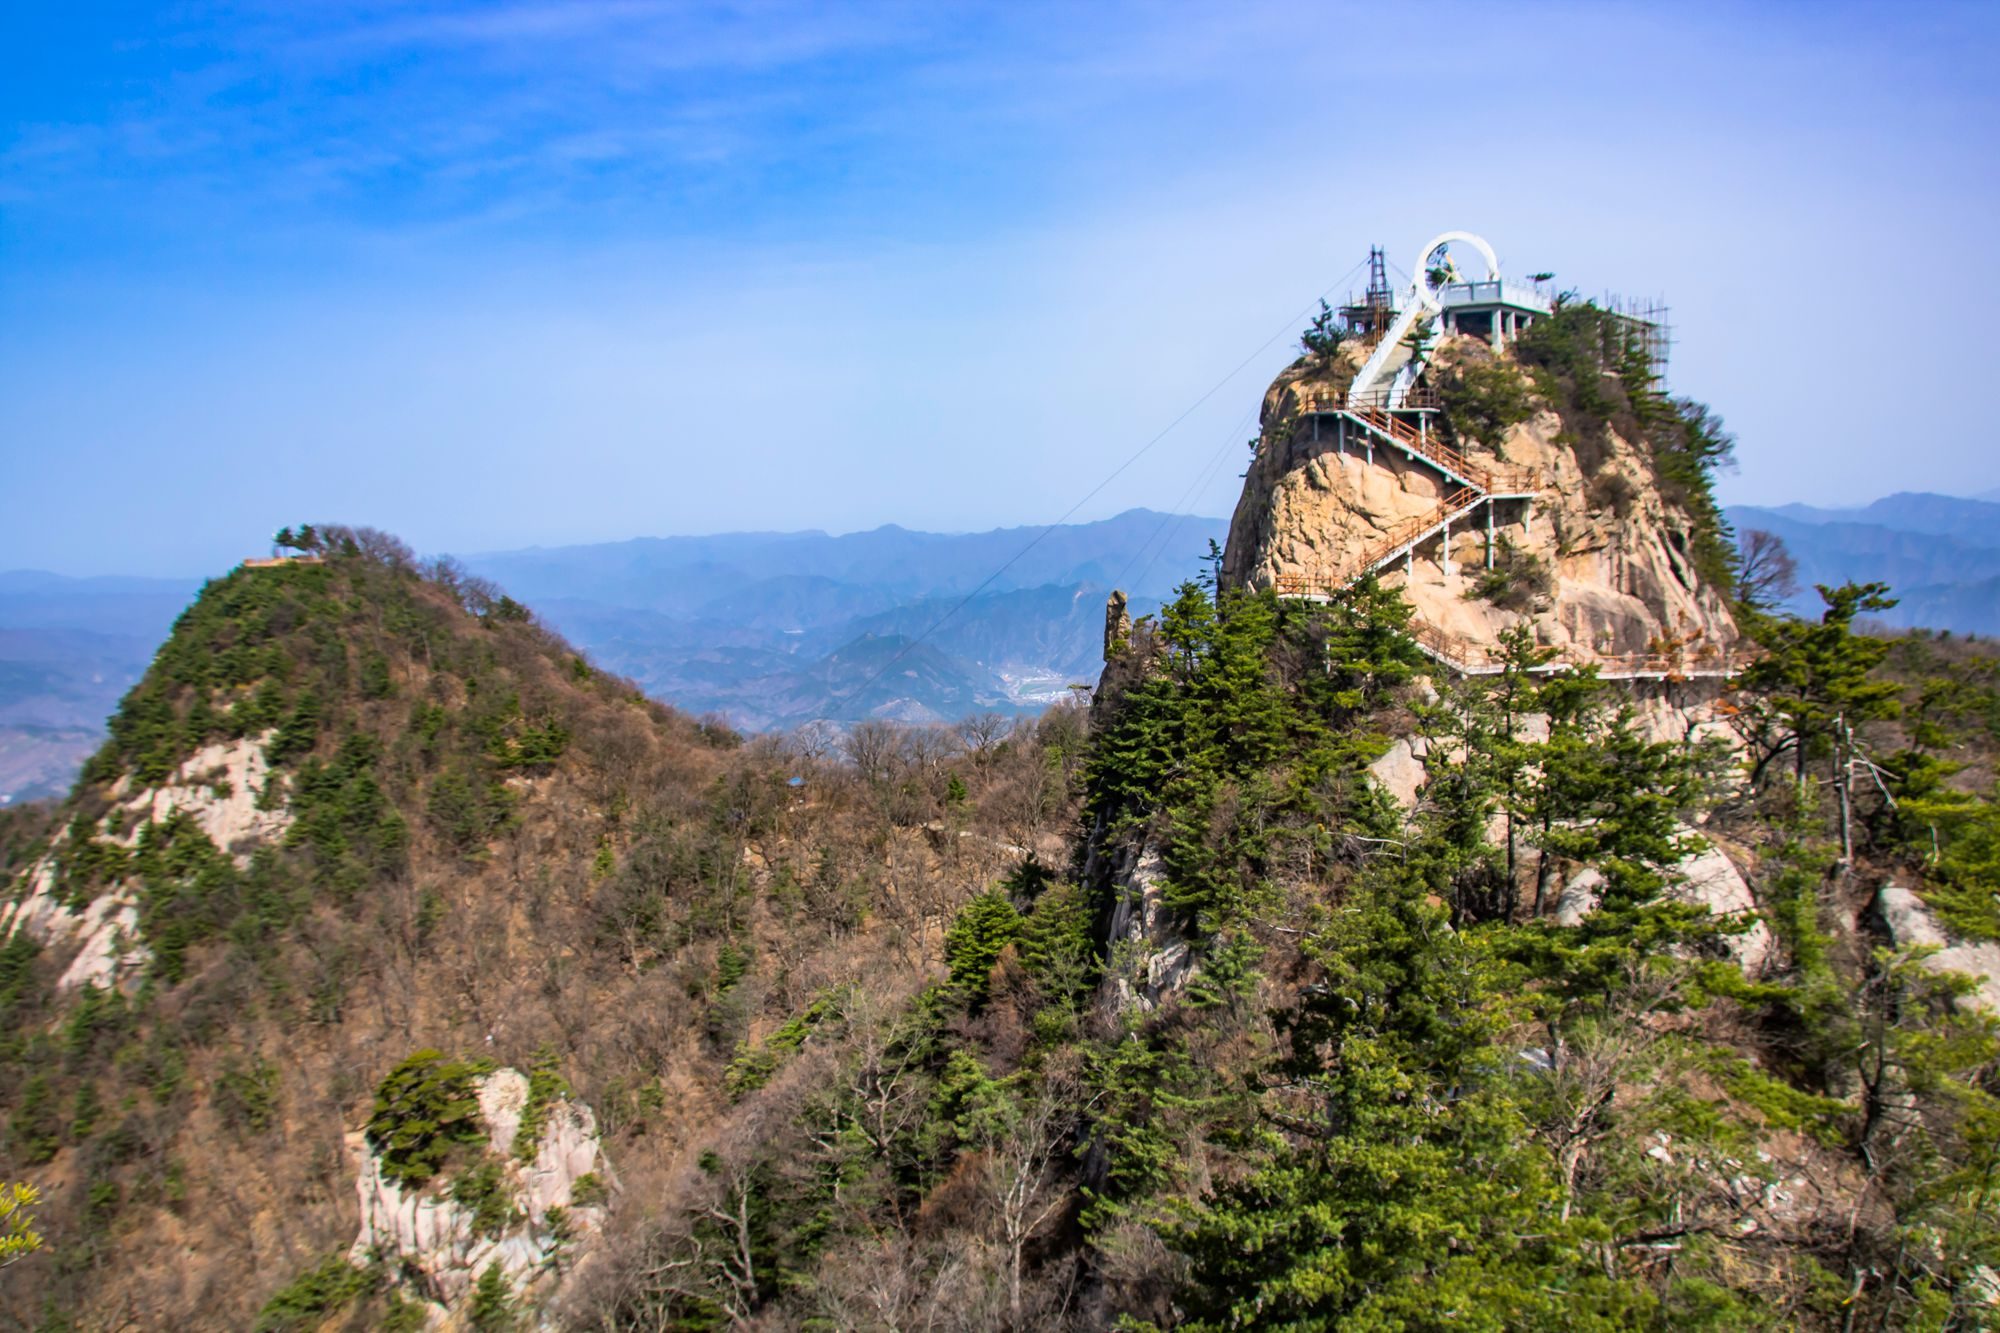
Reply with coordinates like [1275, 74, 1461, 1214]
[12, 493, 1987, 806]
[461, 510, 1228, 731]
[0, 572, 207, 804]
[1726, 492, 2000, 633]
[0, 510, 1227, 802]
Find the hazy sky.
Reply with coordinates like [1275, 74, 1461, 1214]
[4, 1, 1996, 577]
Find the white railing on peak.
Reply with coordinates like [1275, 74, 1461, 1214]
[1346, 301, 1423, 408]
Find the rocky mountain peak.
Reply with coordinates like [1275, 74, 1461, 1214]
[1222, 295, 1742, 678]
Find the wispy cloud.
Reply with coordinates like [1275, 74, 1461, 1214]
[4, 2, 1999, 576]
[2, 1, 963, 234]
[286, 0, 936, 73]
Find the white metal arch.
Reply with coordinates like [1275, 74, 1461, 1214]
[1410, 231, 1501, 311]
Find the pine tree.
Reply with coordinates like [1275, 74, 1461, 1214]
[942, 891, 1022, 999]
[1299, 299, 1344, 363]
[1738, 582, 1902, 864]
[467, 1262, 514, 1331]
[1174, 860, 1659, 1329]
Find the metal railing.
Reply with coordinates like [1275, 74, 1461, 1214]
[1334, 384, 1442, 412]
[1436, 279, 1553, 314]
[1345, 405, 1488, 489]
[1365, 487, 1483, 567]
[1295, 399, 1540, 498]
[1406, 622, 1751, 680]
[1260, 587, 1751, 681]
[1271, 487, 1483, 598]
[1264, 366, 1731, 678]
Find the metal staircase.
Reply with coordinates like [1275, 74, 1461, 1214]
[1346, 301, 1427, 409]
[1275, 389, 1542, 604]
[1302, 400, 1538, 498]
[1264, 230, 1745, 682]
[1271, 340, 1743, 682]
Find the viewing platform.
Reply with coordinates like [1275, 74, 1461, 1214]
[1435, 277, 1551, 349]
[1249, 229, 1732, 686]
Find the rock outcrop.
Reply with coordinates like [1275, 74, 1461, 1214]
[0, 852, 146, 992]
[1104, 589, 1132, 661]
[1102, 843, 1199, 1010]
[349, 1067, 615, 1322]
[1553, 835, 1773, 974]
[109, 733, 292, 857]
[1220, 341, 1740, 669]
[2, 733, 293, 992]
[1366, 736, 1429, 811]
[1873, 884, 2000, 1014]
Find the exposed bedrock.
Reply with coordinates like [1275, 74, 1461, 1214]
[1220, 339, 1740, 666]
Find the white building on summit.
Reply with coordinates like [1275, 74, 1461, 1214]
[1346, 230, 1549, 409]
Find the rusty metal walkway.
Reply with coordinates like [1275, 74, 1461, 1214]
[1270, 393, 1744, 683]
[1405, 623, 1747, 682]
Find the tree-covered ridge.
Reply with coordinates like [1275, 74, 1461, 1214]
[0, 529, 1097, 1327]
[1073, 584, 1741, 1324]
[1131, 578, 2000, 1330]
[25, 530, 695, 990]
[604, 572, 2000, 1328]
[534, 569, 2000, 1328]
[8, 520, 2000, 1326]
[1085, 575, 1423, 936]
[0, 531, 711, 1321]
[85, 529, 587, 793]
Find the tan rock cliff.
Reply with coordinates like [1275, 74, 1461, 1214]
[1220, 337, 1741, 670]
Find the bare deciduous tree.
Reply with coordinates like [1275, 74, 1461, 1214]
[786, 719, 840, 763]
[1736, 528, 1799, 613]
[844, 720, 902, 786]
[985, 1081, 1080, 1327]
[956, 711, 1013, 762]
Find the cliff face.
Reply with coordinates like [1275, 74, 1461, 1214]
[1221, 337, 1741, 669]
[347, 1064, 613, 1318]
[1, 734, 291, 994]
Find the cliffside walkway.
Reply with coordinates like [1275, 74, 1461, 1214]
[1407, 623, 1747, 682]
[1279, 392, 1538, 599]
[1273, 386, 1743, 684]
[1297, 395, 1537, 499]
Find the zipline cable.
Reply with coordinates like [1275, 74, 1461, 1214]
[1110, 394, 1260, 597]
[830, 258, 1371, 713]
[1124, 405, 1257, 599]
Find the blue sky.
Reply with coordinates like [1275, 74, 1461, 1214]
[3, 1, 1997, 576]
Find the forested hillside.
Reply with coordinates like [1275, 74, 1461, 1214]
[7, 483, 2000, 1327]
[0, 531, 1087, 1328]
[0, 512, 1228, 803]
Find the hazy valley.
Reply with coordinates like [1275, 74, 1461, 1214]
[12, 490, 2000, 808]
[0, 511, 1225, 803]
[1727, 490, 2000, 633]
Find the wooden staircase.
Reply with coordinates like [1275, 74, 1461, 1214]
[1266, 320, 1746, 682]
